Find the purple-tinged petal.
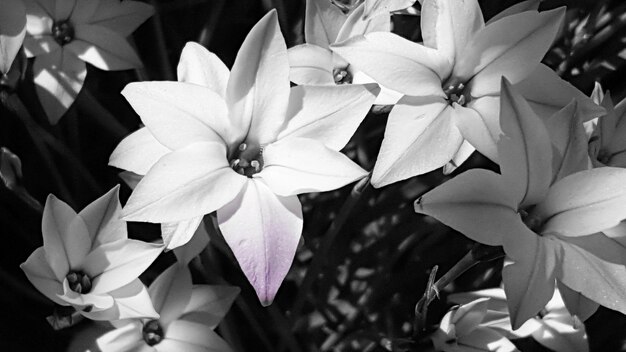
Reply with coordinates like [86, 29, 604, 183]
[304, 0, 346, 48]
[78, 185, 127, 247]
[69, 25, 142, 70]
[415, 169, 520, 246]
[288, 44, 334, 86]
[217, 180, 302, 305]
[0, 0, 26, 74]
[372, 97, 460, 187]
[83, 239, 163, 294]
[226, 10, 290, 146]
[20, 247, 66, 305]
[122, 142, 246, 223]
[259, 137, 367, 196]
[109, 127, 171, 176]
[161, 216, 204, 251]
[177, 42, 230, 97]
[148, 265, 192, 327]
[279, 83, 379, 150]
[122, 82, 230, 150]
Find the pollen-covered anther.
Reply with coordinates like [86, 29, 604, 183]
[230, 143, 264, 177]
[52, 20, 75, 46]
[444, 83, 469, 106]
[66, 271, 92, 294]
[142, 319, 164, 346]
[333, 67, 353, 85]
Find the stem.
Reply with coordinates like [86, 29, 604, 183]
[288, 174, 371, 321]
[197, 0, 226, 48]
[412, 243, 504, 338]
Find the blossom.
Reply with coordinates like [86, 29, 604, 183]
[22, 0, 153, 123]
[333, 0, 602, 186]
[0, 0, 26, 76]
[362, 0, 418, 19]
[96, 264, 238, 352]
[288, 0, 401, 104]
[415, 79, 626, 328]
[431, 298, 518, 352]
[587, 90, 626, 167]
[109, 10, 378, 304]
[21, 186, 163, 321]
[449, 288, 589, 352]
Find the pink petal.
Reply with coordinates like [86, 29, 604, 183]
[288, 44, 334, 86]
[304, 0, 346, 47]
[122, 142, 246, 223]
[164, 320, 233, 351]
[279, 84, 379, 150]
[226, 10, 290, 146]
[121, 82, 230, 150]
[20, 247, 66, 305]
[217, 180, 302, 305]
[69, 25, 142, 70]
[148, 264, 192, 327]
[78, 185, 127, 247]
[109, 127, 171, 176]
[372, 97, 460, 187]
[415, 169, 520, 246]
[177, 42, 230, 97]
[0, 0, 26, 74]
[162, 216, 204, 251]
[259, 137, 367, 196]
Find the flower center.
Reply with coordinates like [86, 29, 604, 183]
[597, 149, 611, 165]
[443, 83, 469, 106]
[52, 20, 75, 46]
[520, 209, 543, 233]
[66, 271, 92, 294]
[142, 319, 164, 346]
[229, 143, 263, 177]
[333, 66, 353, 85]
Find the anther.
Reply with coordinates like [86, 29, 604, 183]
[142, 320, 164, 346]
[51, 20, 75, 46]
[238, 143, 247, 152]
[66, 271, 92, 294]
[333, 67, 353, 85]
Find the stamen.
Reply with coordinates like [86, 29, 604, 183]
[229, 142, 264, 177]
[142, 320, 164, 346]
[333, 67, 353, 85]
[66, 271, 92, 294]
[52, 20, 75, 46]
[238, 143, 247, 152]
[443, 83, 469, 106]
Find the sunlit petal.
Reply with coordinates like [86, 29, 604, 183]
[20, 247, 66, 305]
[172, 220, 210, 264]
[23, 0, 53, 36]
[181, 285, 240, 329]
[304, 0, 346, 48]
[335, 3, 390, 43]
[288, 44, 334, 86]
[109, 127, 171, 176]
[164, 320, 233, 351]
[486, 0, 539, 24]
[42, 194, 79, 280]
[148, 265, 192, 327]
[78, 185, 127, 246]
[177, 42, 230, 97]
[23, 35, 59, 57]
[96, 321, 146, 352]
[70, 25, 142, 70]
[161, 216, 204, 250]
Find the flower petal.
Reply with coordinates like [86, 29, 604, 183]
[459, 327, 517, 352]
[443, 140, 476, 175]
[452, 298, 490, 335]
[421, 0, 484, 64]
[177, 42, 230, 97]
[121, 82, 230, 150]
[486, 0, 540, 24]
[557, 281, 598, 322]
[226, 10, 290, 145]
[279, 84, 379, 150]
[96, 321, 147, 352]
[87, 279, 159, 321]
[161, 216, 204, 251]
[304, 0, 346, 47]
[23, 0, 53, 36]
[498, 79, 553, 208]
[503, 234, 558, 330]
[69, 25, 142, 70]
[20, 247, 66, 305]
[0, 0, 26, 74]
[162, 326, 233, 352]
[172, 219, 210, 264]
[288, 44, 334, 86]
[181, 285, 240, 328]
[122, 142, 246, 223]
[217, 180, 302, 305]
[372, 97, 460, 187]
[83, 239, 163, 294]
[453, 100, 500, 163]
[148, 264, 192, 327]
[33, 50, 86, 124]
[536, 167, 626, 237]
[331, 33, 449, 96]
[363, 0, 416, 19]
[458, 8, 565, 97]
[78, 185, 127, 247]
[54, 0, 76, 21]
[259, 137, 367, 196]
[415, 169, 520, 246]
[84, 0, 154, 36]
[335, 2, 390, 43]
[109, 127, 171, 176]
[23, 35, 59, 57]
[60, 279, 115, 311]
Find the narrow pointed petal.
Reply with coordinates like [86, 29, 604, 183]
[172, 219, 210, 264]
[515, 64, 605, 121]
[161, 216, 204, 250]
[182, 285, 240, 328]
[503, 234, 558, 330]
[443, 140, 476, 175]
[259, 137, 367, 196]
[305, 0, 346, 47]
[20, 247, 66, 305]
[331, 32, 449, 96]
[458, 8, 565, 97]
[33, 50, 86, 124]
[23, 0, 53, 36]
[226, 10, 290, 145]
[122, 142, 246, 223]
[83, 239, 163, 294]
[23, 35, 59, 57]
[536, 168, 626, 237]
[95, 279, 159, 321]
[487, 0, 540, 25]
[122, 82, 230, 150]
[498, 79, 553, 208]
[0, 0, 26, 74]
[415, 169, 520, 246]
[96, 322, 146, 352]
[453, 100, 500, 163]
[68, 25, 142, 70]
[177, 42, 230, 97]
[421, 0, 484, 64]
[163, 325, 233, 352]
[148, 265, 192, 327]
[55, 0, 76, 20]
[279, 84, 379, 150]
[86, 0, 154, 36]
[78, 185, 127, 246]
[372, 98, 460, 187]
[217, 180, 302, 305]
[364, 0, 416, 19]
[109, 127, 171, 176]
[557, 233, 626, 318]
[67, 0, 99, 24]
[335, 3, 390, 43]
[557, 281, 599, 322]
[288, 44, 334, 86]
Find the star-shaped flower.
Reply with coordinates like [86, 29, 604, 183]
[109, 10, 378, 304]
[21, 186, 164, 321]
[95, 264, 238, 352]
[22, 0, 153, 123]
[416, 79, 626, 328]
[333, 0, 602, 186]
